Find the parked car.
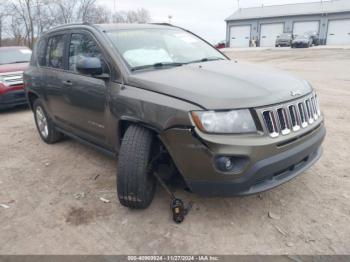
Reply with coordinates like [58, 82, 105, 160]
[24, 23, 325, 209]
[0, 46, 32, 110]
[215, 40, 226, 49]
[275, 33, 293, 47]
[305, 31, 320, 46]
[291, 34, 313, 48]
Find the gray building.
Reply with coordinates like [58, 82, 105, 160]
[225, 0, 350, 47]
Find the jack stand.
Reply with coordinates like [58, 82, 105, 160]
[153, 170, 192, 224]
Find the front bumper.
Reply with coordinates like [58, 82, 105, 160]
[160, 122, 325, 197]
[0, 89, 27, 109]
[292, 42, 309, 48]
[276, 41, 291, 46]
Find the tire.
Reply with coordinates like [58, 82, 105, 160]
[33, 99, 63, 144]
[117, 125, 157, 209]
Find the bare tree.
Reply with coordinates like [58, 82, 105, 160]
[0, 0, 152, 48]
[112, 11, 127, 23]
[84, 5, 111, 24]
[53, 0, 79, 24]
[126, 8, 151, 23]
[0, 3, 11, 46]
[78, 0, 97, 22]
[9, 0, 35, 48]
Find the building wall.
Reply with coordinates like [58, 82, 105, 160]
[226, 11, 350, 46]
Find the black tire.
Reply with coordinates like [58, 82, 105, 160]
[117, 125, 157, 209]
[33, 99, 63, 144]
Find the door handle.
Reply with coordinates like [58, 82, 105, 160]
[62, 80, 73, 86]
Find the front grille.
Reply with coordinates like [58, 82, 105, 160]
[0, 71, 24, 86]
[260, 93, 321, 138]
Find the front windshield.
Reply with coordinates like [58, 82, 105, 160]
[295, 35, 309, 40]
[280, 33, 291, 38]
[106, 28, 227, 70]
[0, 48, 32, 65]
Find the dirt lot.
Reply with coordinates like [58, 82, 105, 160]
[0, 48, 350, 255]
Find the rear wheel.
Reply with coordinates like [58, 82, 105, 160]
[33, 99, 63, 144]
[117, 125, 157, 209]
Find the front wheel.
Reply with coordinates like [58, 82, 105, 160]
[117, 125, 157, 209]
[33, 99, 63, 144]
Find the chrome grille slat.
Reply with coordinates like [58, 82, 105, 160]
[298, 102, 308, 128]
[305, 99, 314, 124]
[0, 71, 23, 86]
[259, 93, 321, 138]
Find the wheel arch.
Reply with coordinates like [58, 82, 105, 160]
[119, 117, 162, 143]
[27, 91, 40, 111]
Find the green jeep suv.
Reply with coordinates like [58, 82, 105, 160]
[24, 23, 325, 209]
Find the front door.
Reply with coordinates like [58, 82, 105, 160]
[61, 32, 111, 146]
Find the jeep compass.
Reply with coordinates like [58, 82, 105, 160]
[24, 23, 326, 209]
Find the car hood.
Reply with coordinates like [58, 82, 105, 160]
[0, 62, 29, 74]
[127, 60, 312, 110]
[293, 38, 309, 43]
[277, 38, 291, 41]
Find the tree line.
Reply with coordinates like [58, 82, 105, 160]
[0, 0, 151, 48]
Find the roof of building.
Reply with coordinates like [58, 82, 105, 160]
[226, 0, 350, 21]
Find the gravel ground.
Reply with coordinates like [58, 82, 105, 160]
[0, 47, 349, 255]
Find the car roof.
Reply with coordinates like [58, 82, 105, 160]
[43, 22, 179, 36]
[0, 46, 30, 51]
[96, 23, 178, 31]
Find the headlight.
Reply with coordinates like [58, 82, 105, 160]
[191, 109, 257, 134]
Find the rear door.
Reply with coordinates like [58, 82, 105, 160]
[60, 31, 111, 146]
[41, 33, 70, 125]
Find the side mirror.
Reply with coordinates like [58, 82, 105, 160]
[76, 57, 103, 76]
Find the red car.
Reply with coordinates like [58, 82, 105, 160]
[0, 46, 32, 110]
[215, 40, 226, 49]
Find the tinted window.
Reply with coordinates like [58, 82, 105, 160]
[46, 35, 65, 69]
[0, 48, 32, 65]
[36, 39, 47, 66]
[69, 33, 109, 74]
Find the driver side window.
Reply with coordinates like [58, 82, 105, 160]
[69, 33, 109, 74]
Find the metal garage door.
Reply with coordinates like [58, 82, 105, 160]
[229, 26, 251, 48]
[327, 20, 350, 45]
[293, 21, 319, 36]
[260, 23, 284, 47]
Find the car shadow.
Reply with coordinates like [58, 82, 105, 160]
[0, 104, 29, 114]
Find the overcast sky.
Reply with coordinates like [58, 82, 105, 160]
[96, 0, 328, 43]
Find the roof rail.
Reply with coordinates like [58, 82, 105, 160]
[44, 22, 95, 34]
[148, 23, 174, 27]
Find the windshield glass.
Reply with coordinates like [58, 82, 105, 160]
[106, 28, 226, 70]
[279, 33, 291, 39]
[295, 35, 309, 40]
[0, 48, 32, 65]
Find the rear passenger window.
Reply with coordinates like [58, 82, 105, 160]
[69, 33, 109, 74]
[36, 39, 47, 66]
[46, 35, 65, 69]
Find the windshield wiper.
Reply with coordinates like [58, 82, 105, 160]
[186, 57, 225, 64]
[131, 62, 184, 71]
